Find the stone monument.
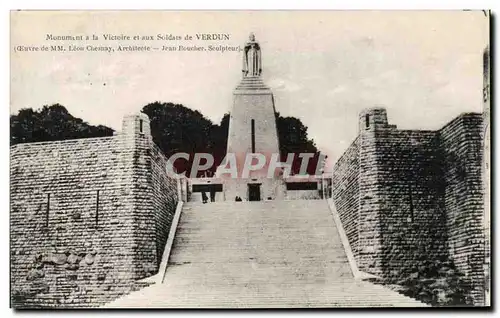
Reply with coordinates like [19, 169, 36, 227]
[218, 33, 286, 201]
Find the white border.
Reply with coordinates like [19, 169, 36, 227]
[2, 1, 498, 317]
[0, 1, 498, 10]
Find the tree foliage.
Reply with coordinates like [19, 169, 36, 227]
[142, 102, 213, 177]
[207, 112, 230, 173]
[10, 104, 114, 145]
[275, 112, 322, 175]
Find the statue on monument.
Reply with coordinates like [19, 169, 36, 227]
[242, 33, 262, 77]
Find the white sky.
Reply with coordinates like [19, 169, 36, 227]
[10, 11, 489, 167]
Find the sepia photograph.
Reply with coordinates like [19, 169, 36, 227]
[9, 10, 490, 308]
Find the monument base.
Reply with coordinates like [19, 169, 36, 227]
[222, 177, 286, 202]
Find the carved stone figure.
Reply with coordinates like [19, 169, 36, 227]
[242, 33, 262, 77]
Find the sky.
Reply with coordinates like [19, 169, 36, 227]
[10, 11, 489, 168]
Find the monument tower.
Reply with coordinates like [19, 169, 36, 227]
[219, 33, 286, 201]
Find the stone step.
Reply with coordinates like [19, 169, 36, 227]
[105, 200, 427, 307]
[174, 226, 339, 233]
[179, 212, 332, 219]
[168, 257, 350, 264]
[162, 263, 352, 284]
[183, 202, 326, 207]
[170, 240, 345, 248]
[168, 250, 350, 259]
[106, 280, 427, 308]
[183, 200, 326, 206]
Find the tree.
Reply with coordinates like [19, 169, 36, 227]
[142, 102, 215, 177]
[208, 113, 230, 173]
[10, 104, 114, 145]
[275, 112, 322, 175]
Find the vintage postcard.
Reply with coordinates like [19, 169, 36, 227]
[10, 10, 490, 308]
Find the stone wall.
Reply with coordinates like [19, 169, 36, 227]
[356, 108, 386, 274]
[150, 144, 179, 262]
[10, 113, 178, 308]
[332, 137, 360, 258]
[332, 109, 487, 304]
[482, 45, 491, 305]
[440, 113, 485, 304]
[374, 129, 448, 279]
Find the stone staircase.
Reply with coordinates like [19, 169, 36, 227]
[106, 200, 427, 308]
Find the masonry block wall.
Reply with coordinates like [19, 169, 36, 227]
[440, 113, 485, 305]
[332, 137, 360, 258]
[150, 143, 178, 263]
[332, 108, 486, 304]
[356, 109, 386, 274]
[374, 129, 448, 279]
[482, 46, 491, 304]
[10, 113, 178, 308]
